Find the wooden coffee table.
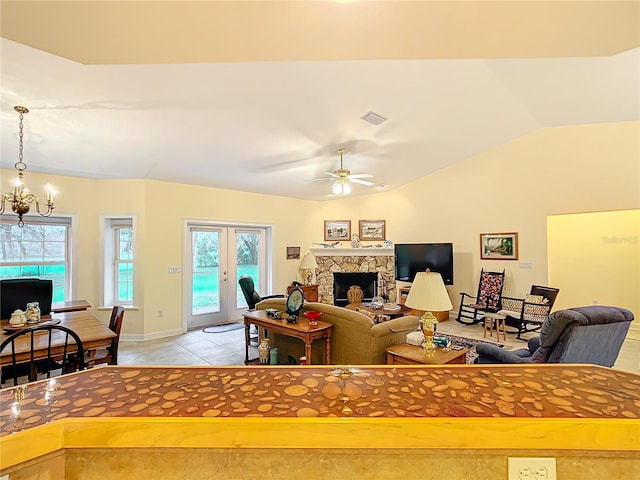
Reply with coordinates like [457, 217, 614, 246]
[243, 310, 333, 365]
[386, 343, 469, 365]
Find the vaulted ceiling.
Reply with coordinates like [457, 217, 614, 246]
[1, 1, 638, 201]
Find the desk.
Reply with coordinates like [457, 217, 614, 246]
[243, 310, 332, 365]
[386, 343, 468, 365]
[1, 310, 116, 365]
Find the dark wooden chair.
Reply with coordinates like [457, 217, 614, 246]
[1, 325, 85, 387]
[456, 269, 505, 325]
[499, 285, 560, 339]
[89, 305, 125, 367]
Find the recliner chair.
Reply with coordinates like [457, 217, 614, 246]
[475, 305, 633, 366]
[238, 275, 284, 310]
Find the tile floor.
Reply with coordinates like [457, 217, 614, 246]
[118, 316, 640, 374]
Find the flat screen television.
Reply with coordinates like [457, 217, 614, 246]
[394, 243, 454, 285]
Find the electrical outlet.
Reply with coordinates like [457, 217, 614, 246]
[519, 262, 533, 269]
[508, 457, 556, 480]
[157, 310, 163, 318]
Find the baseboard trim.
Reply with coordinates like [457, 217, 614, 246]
[121, 328, 184, 342]
[627, 322, 640, 341]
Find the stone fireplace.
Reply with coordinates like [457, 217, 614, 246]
[311, 247, 396, 305]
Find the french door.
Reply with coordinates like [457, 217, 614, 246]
[184, 223, 271, 330]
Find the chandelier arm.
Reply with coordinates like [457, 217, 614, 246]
[34, 200, 55, 217]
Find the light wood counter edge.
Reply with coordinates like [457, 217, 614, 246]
[2, 416, 639, 470]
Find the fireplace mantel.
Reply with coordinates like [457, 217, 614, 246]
[311, 247, 393, 257]
[311, 248, 396, 304]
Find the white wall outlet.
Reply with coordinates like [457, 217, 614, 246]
[168, 266, 181, 274]
[508, 457, 556, 480]
[519, 262, 533, 269]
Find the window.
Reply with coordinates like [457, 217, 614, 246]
[0, 216, 72, 302]
[103, 217, 135, 307]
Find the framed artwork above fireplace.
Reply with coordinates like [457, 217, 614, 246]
[324, 220, 351, 241]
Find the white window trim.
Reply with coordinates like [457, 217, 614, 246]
[100, 214, 138, 309]
[0, 213, 76, 301]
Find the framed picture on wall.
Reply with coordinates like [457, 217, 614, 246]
[286, 246, 300, 259]
[480, 232, 519, 260]
[324, 220, 351, 241]
[359, 220, 386, 241]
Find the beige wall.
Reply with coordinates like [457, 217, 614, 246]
[1, 121, 638, 336]
[322, 121, 639, 316]
[548, 209, 639, 313]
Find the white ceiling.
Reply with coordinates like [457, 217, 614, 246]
[1, 1, 638, 201]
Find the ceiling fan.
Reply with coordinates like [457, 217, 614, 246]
[316, 148, 375, 195]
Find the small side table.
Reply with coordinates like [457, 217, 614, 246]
[484, 313, 507, 342]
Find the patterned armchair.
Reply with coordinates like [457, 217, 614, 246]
[499, 285, 560, 339]
[475, 305, 634, 366]
[456, 269, 505, 325]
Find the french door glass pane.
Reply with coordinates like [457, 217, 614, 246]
[236, 231, 260, 309]
[192, 230, 220, 315]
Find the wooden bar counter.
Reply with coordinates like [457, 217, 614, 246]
[1, 364, 639, 479]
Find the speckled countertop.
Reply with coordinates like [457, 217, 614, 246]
[2, 364, 639, 437]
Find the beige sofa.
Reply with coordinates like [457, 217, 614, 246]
[255, 298, 420, 365]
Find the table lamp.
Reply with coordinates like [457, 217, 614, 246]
[404, 269, 453, 353]
[300, 254, 318, 285]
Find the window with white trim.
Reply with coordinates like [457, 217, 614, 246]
[0, 216, 72, 302]
[103, 217, 135, 307]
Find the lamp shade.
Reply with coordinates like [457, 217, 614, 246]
[404, 270, 453, 312]
[300, 254, 318, 270]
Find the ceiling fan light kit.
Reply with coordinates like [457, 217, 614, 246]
[319, 147, 375, 196]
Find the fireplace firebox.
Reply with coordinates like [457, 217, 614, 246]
[333, 272, 378, 307]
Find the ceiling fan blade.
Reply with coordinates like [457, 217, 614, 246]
[350, 178, 376, 186]
[348, 173, 374, 179]
[305, 176, 334, 182]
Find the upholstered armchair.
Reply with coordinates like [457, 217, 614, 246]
[475, 305, 634, 367]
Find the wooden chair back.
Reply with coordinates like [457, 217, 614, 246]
[1, 325, 85, 387]
[105, 306, 125, 365]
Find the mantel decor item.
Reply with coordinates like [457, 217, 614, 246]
[359, 220, 386, 241]
[480, 232, 519, 260]
[0, 106, 56, 227]
[324, 220, 351, 241]
[404, 269, 453, 353]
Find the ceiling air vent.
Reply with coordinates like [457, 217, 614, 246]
[360, 111, 386, 125]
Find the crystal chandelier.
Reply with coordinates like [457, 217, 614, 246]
[1, 106, 56, 227]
